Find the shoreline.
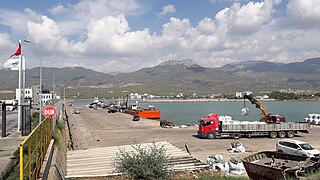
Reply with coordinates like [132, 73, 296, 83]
[72, 98, 320, 103]
[139, 98, 320, 103]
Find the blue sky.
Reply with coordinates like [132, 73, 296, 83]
[0, 0, 319, 73]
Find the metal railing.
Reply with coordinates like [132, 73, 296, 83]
[19, 117, 52, 180]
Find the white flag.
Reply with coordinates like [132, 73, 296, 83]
[4, 57, 20, 70]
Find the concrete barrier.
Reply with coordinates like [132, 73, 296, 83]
[46, 108, 69, 180]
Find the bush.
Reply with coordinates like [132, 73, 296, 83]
[31, 111, 39, 128]
[112, 142, 171, 180]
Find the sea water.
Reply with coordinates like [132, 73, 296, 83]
[74, 99, 320, 125]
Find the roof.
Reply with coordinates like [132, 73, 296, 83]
[278, 139, 307, 144]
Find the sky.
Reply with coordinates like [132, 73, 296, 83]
[0, 0, 320, 73]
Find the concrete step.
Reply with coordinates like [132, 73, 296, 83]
[66, 141, 207, 179]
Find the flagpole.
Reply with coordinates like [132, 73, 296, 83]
[22, 56, 26, 101]
[18, 54, 22, 132]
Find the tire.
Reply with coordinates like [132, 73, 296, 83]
[287, 131, 295, 138]
[278, 150, 284, 153]
[278, 131, 286, 138]
[270, 132, 277, 138]
[207, 132, 215, 139]
[232, 133, 240, 139]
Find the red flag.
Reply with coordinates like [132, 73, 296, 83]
[10, 41, 21, 58]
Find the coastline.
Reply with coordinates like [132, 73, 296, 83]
[73, 98, 320, 104]
[140, 98, 277, 103]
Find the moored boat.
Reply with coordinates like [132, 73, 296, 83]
[242, 151, 320, 180]
[124, 104, 161, 119]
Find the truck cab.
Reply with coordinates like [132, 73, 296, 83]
[198, 113, 220, 139]
[271, 115, 286, 123]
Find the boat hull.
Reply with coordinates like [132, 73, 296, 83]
[124, 109, 161, 119]
[242, 151, 320, 180]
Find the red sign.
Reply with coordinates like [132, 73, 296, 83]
[42, 106, 57, 118]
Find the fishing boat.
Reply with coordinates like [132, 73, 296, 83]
[124, 104, 161, 119]
[242, 151, 320, 180]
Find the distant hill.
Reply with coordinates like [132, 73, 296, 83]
[0, 58, 320, 95]
[220, 57, 320, 74]
[218, 57, 320, 91]
[0, 66, 113, 90]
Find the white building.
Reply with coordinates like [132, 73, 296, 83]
[15, 88, 33, 100]
[235, 91, 253, 98]
[129, 93, 141, 100]
[16, 87, 55, 105]
[176, 93, 183, 98]
[41, 92, 53, 105]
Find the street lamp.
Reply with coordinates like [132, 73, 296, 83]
[64, 87, 66, 103]
[24, 39, 43, 124]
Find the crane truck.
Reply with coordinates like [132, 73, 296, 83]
[243, 94, 285, 123]
[197, 113, 310, 139]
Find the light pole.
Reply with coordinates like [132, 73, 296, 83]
[64, 86, 70, 103]
[24, 39, 43, 124]
[64, 87, 66, 103]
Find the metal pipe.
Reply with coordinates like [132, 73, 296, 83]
[2, 102, 6, 138]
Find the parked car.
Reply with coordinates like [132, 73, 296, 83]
[276, 139, 320, 158]
[74, 110, 80, 114]
[133, 114, 140, 121]
[6, 105, 15, 111]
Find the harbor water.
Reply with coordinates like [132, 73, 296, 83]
[74, 99, 320, 125]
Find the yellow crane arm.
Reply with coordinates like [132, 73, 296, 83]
[244, 94, 271, 122]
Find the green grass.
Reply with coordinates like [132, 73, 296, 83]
[52, 120, 64, 148]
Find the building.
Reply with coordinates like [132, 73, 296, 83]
[15, 88, 33, 100]
[41, 89, 54, 105]
[16, 86, 55, 105]
[235, 91, 253, 98]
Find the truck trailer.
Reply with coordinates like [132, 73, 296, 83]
[198, 113, 310, 139]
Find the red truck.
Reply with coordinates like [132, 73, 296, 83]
[198, 113, 310, 139]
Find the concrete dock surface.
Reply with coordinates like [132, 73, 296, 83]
[0, 130, 24, 178]
[67, 104, 320, 168]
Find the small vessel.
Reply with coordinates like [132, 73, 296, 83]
[124, 104, 160, 119]
[242, 151, 320, 180]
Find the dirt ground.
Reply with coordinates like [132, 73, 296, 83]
[67, 104, 320, 164]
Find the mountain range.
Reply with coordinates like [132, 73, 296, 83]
[0, 57, 319, 96]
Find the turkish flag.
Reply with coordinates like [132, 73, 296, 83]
[10, 40, 21, 58]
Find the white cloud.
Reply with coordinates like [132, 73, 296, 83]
[162, 17, 190, 37]
[215, 0, 275, 35]
[157, 4, 176, 17]
[49, 5, 70, 15]
[287, 0, 320, 21]
[1, 0, 320, 73]
[48, 0, 143, 37]
[0, 10, 28, 35]
[197, 17, 216, 34]
[82, 14, 153, 56]
[0, 33, 16, 61]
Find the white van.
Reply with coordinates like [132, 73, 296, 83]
[276, 139, 320, 158]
